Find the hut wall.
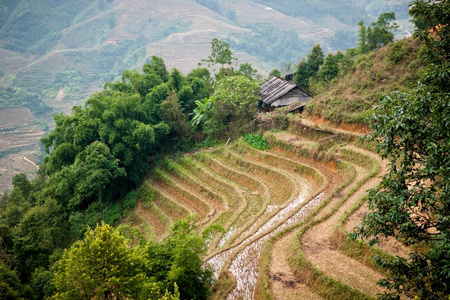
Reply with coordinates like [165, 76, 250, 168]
[271, 88, 310, 107]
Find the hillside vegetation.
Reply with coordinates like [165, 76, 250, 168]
[306, 37, 423, 123]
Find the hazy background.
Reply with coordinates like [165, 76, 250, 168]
[0, 0, 412, 192]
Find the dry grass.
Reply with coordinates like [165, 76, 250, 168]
[307, 37, 423, 124]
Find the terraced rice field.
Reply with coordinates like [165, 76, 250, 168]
[130, 117, 399, 299]
[0, 107, 45, 192]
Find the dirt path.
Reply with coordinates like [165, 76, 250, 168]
[23, 156, 39, 169]
[300, 117, 368, 136]
[56, 88, 65, 101]
[270, 229, 324, 300]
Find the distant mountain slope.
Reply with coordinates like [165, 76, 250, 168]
[0, 0, 412, 103]
[0, 0, 92, 54]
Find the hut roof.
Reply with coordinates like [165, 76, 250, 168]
[260, 77, 311, 105]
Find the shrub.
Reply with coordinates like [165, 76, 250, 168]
[244, 134, 269, 150]
[389, 40, 408, 64]
[123, 191, 137, 212]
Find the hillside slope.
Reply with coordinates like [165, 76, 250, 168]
[306, 37, 423, 124]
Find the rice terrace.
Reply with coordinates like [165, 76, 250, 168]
[127, 116, 393, 299]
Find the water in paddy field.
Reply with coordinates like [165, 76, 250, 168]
[207, 193, 324, 300]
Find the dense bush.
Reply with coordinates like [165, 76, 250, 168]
[244, 134, 270, 150]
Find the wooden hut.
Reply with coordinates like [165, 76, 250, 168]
[259, 77, 311, 111]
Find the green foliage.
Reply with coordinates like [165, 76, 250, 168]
[317, 52, 345, 82]
[53, 222, 157, 300]
[244, 134, 270, 150]
[203, 76, 259, 139]
[293, 44, 324, 92]
[268, 68, 282, 78]
[190, 97, 214, 130]
[201, 223, 225, 242]
[388, 40, 408, 64]
[358, 12, 398, 54]
[102, 192, 137, 227]
[69, 141, 125, 210]
[144, 56, 170, 82]
[123, 192, 137, 212]
[353, 1, 450, 298]
[144, 218, 213, 300]
[203, 38, 236, 68]
[0, 87, 52, 116]
[40, 59, 180, 199]
[0, 55, 214, 297]
[237, 62, 258, 80]
[161, 93, 191, 140]
[0, 260, 23, 300]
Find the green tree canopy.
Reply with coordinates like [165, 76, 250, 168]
[293, 44, 324, 93]
[144, 218, 213, 300]
[203, 38, 236, 68]
[53, 222, 156, 300]
[358, 12, 398, 53]
[203, 75, 259, 139]
[268, 68, 282, 78]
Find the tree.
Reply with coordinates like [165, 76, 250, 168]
[268, 68, 282, 78]
[238, 62, 257, 80]
[367, 12, 398, 50]
[144, 218, 213, 300]
[69, 141, 125, 212]
[143, 56, 169, 82]
[357, 20, 369, 54]
[53, 222, 156, 300]
[0, 260, 23, 300]
[203, 76, 259, 138]
[203, 38, 236, 69]
[317, 52, 344, 82]
[190, 97, 214, 130]
[307, 44, 325, 73]
[353, 1, 449, 299]
[161, 93, 191, 140]
[11, 174, 33, 198]
[293, 44, 324, 93]
[12, 199, 69, 280]
[357, 12, 398, 53]
[293, 60, 314, 92]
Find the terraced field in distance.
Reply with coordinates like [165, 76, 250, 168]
[127, 117, 404, 300]
[0, 107, 46, 192]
